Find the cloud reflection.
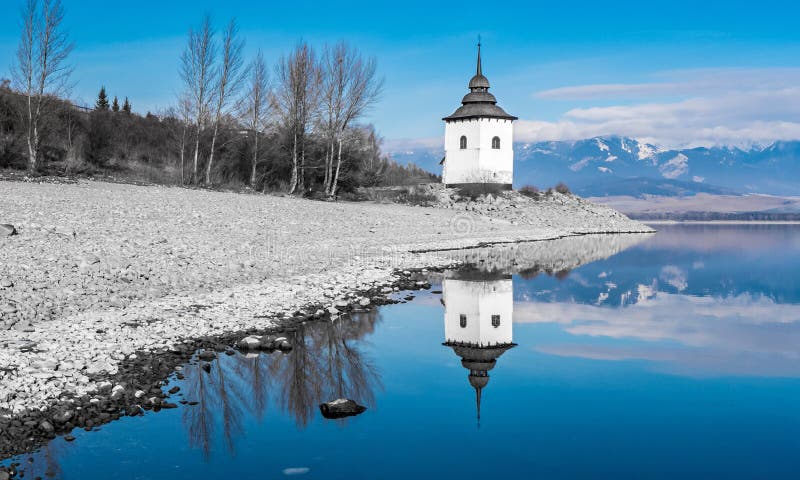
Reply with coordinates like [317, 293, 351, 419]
[516, 292, 800, 376]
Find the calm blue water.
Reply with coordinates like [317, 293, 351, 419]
[7, 224, 800, 479]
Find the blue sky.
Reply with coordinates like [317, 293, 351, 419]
[1, 0, 799, 149]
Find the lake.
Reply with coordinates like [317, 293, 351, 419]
[5, 224, 800, 479]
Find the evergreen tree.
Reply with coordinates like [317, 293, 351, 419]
[112, 96, 120, 112]
[122, 97, 131, 114]
[96, 87, 110, 110]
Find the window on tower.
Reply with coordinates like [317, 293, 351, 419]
[492, 136, 501, 149]
[460, 314, 467, 328]
[460, 136, 467, 149]
[491, 314, 501, 327]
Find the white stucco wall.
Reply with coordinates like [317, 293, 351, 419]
[443, 118, 514, 185]
[443, 278, 514, 346]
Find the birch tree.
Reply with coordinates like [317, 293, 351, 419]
[321, 42, 382, 196]
[12, 0, 73, 171]
[205, 19, 244, 185]
[275, 42, 321, 194]
[180, 15, 216, 184]
[242, 51, 271, 187]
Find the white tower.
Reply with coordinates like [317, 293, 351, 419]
[442, 43, 517, 189]
[442, 274, 516, 423]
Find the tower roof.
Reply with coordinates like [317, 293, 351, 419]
[443, 341, 517, 424]
[444, 43, 518, 122]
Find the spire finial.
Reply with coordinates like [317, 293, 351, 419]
[476, 385, 482, 427]
[476, 37, 482, 76]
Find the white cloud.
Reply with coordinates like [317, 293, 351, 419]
[536, 68, 800, 100]
[659, 154, 688, 179]
[513, 292, 800, 376]
[517, 68, 800, 148]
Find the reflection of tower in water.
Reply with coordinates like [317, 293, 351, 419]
[442, 272, 516, 424]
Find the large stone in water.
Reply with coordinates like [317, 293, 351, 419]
[237, 336, 261, 350]
[0, 224, 16, 236]
[319, 398, 367, 419]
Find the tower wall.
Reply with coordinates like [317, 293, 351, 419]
[443, 118, 514, 186]
[443, 278, 514, 346]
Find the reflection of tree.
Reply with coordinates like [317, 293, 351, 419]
[11, 437, 65, 479]
[182, 309, 383, 457]
[182, 362, 214, 459]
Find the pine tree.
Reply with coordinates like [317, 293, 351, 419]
[122, 97, 131, 114]
[112, 96, 120, 112]
[96, 87, 110, 110]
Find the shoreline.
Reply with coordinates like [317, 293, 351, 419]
[0, 179, 653, 459]
[642, 220, 800, 225]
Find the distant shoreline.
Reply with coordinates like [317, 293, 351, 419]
[644, 220, 800, 225]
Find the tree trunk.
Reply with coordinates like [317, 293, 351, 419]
[250, 132, 259, 186]
[27, 134, 37, 171]
[299, 139, 306, 194]
[206, 122, 219, 185]
[331, 137, 344, 197]
[26, 93, 37, 171]
[288, 131, 298, 194]
[192, 122, 201, 184]
[180, 124, 187, 185]
[322, 144, 330, 193]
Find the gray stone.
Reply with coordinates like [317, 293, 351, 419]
[197, 350, 216, 361]
[111, 385, 125, 399]
[319, 398, 367, 419]
[0, 279, 12, 288]
[0, 224, 16, 236]
[39, 420, 55, 433]
[237, 336, 261, 350]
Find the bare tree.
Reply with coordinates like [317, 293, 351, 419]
[180, 15, 216, 184]
[320, 42, 382, 196]
[12, 0, 73, 171]
[242, 50, 271, 187]
[163, 96, 192, 184]
[205, 19, 244, 185]
[275, 42, 321, 194]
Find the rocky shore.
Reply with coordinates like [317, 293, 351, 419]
[0, 180, 652, 458]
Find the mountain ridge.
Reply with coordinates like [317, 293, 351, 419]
[389, 136, 800, 197]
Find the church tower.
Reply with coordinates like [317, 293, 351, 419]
[442, 43, 517, 189]
[442, 273, 516, 424]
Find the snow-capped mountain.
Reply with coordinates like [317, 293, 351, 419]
[389, 136, 800, 197]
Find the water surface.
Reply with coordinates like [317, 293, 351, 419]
[6, 224, 800, 479]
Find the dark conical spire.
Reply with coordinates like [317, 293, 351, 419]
[475, 384, 482, 426]
[476, 39, 482, 76]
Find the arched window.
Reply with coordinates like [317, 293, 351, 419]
[492, 136, 501, 149]
[491, 314, 501, 328]
[459, 136, 467, 149]
[460, 314, 467, 328]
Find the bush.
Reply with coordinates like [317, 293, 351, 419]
[519, 185, 540, 198]
[398, 188, 437, 206]
[555, 182, 570, 194]
[456, 183, 507, 200]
